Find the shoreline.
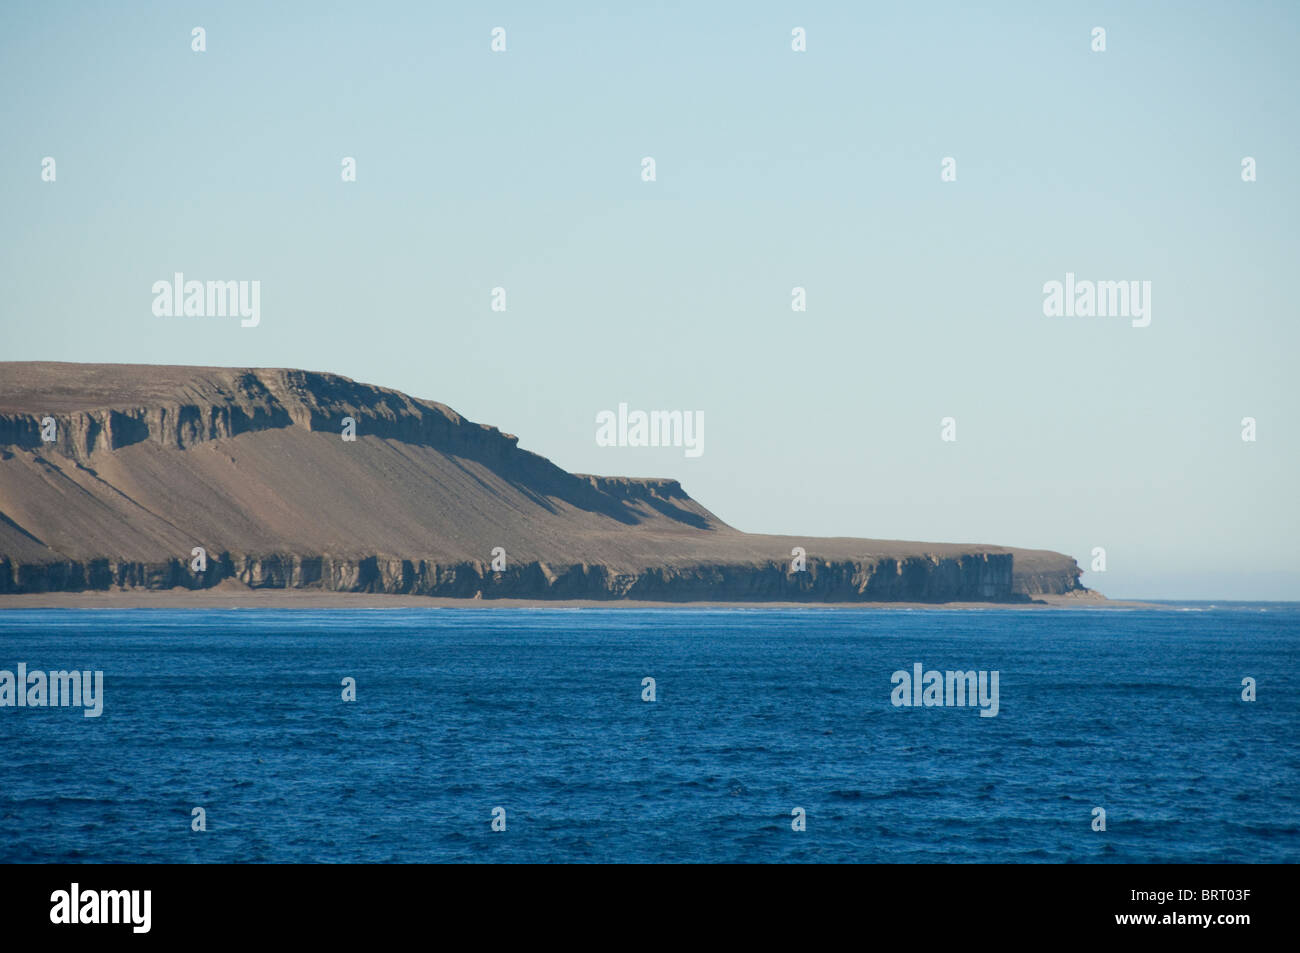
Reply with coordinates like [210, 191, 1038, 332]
[0, 588, 1162, 610]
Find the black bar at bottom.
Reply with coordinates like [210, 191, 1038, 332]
[0, 862, 1279, 941]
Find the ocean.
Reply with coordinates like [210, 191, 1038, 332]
[1, 606, 1296, 863]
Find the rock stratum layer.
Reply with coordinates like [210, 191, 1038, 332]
[0, 362, 1088, 602]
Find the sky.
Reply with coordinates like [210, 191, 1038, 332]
[1, 1, 1297, 599]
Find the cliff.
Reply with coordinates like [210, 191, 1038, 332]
[0, 362, 1088, 602]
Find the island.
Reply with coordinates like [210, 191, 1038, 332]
[0, 362, 1095, 605]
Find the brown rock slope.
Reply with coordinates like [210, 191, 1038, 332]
[0, 362, 1087, 601]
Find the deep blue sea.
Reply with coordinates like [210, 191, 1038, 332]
[1, 606, 1297, 863]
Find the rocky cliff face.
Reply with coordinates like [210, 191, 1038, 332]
[0, 551, 1021, 601]
[0, 366, 522, 463]
[0, 362, 1087, 602]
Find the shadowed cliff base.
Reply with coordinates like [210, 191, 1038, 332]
[0, 362, 1091, 603]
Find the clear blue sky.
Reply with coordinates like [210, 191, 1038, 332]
[2, 1, 1297, 599]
